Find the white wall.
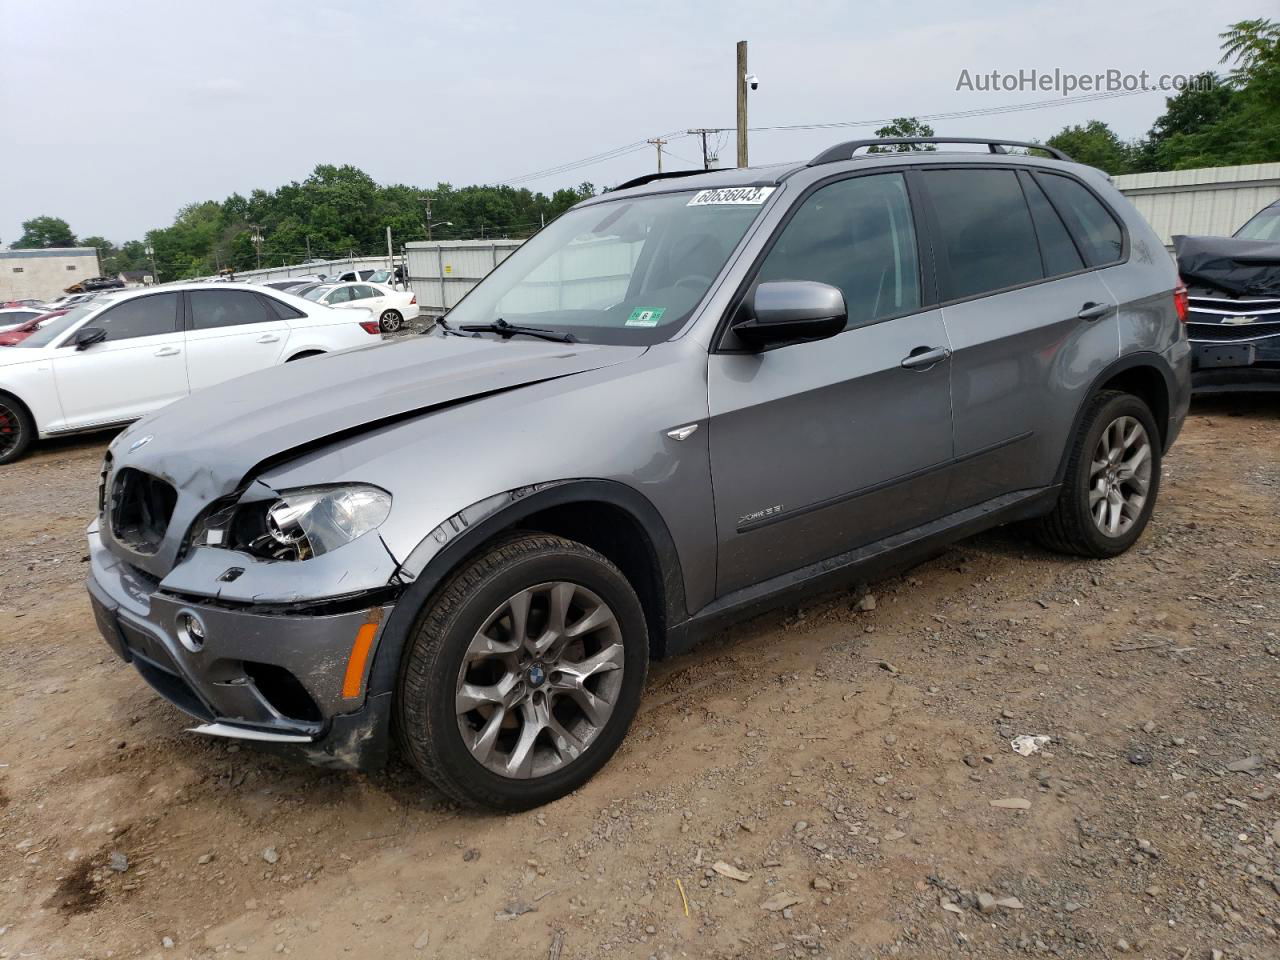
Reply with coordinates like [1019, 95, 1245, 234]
[1113, 163, 1280, 245]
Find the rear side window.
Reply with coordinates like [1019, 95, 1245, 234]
[923, 169, 1043, 301]
[94, 293, 181, 341]
[1020, 172, 1085, 277]
[756, 172, 921, 327]
[259, 294, 306, 320]
[1036, 173, 1124, 266]
[326, 287, 353, 305]
[189, 290, 271, 330]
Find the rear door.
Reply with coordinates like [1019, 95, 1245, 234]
[184, 289, 289, 391]
[51, 291, 188, 428]
[921, 166, 1120, 511]
[708, 171, 955, 595]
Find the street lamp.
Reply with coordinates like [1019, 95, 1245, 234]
[144, 245, 158, 284]
[426, 220, 452, 242]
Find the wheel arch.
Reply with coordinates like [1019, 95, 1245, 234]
[1053, 352, 1175, 486]
[365, 480, 688, 700]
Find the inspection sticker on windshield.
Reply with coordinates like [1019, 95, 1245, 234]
[687, 186, 775, 206]
[626, 307, 666, 327]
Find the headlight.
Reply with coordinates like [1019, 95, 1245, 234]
[198, 485, 392, 562]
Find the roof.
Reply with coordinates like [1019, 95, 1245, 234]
[0, 247, 100, 259]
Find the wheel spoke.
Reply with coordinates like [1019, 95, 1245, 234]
[565, 601, 618, 639]
[456, 675, 517, 714]
[468, 706, 506, 765]
[560, 642, 625, 682]
[506, 589, 531, 646]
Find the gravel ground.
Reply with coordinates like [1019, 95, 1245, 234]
[0, 395, 1277, 960]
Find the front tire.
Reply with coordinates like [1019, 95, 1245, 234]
[0, 393, 34, 466]
[396, 533, 648, 810]
[379, 309, 404, 334]
[1034, 390, 1161, 558]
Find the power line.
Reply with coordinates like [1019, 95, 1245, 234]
[497, 89, 1155, 186]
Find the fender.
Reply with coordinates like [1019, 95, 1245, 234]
[364, 478, 690, 700]
[1052, 350, 1178, 486]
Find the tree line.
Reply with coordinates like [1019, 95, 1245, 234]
[7, 18, 1275, 282]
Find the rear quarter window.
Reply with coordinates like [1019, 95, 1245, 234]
[1035, 172, 1125, 267]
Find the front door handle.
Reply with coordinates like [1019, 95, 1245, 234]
[900, 346, 951, 370]
[1077, 301, 1112, 321]
[257, 334, 281, 344]
[154, 347, 181, 357]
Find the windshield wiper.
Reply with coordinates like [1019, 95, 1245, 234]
[424, 315, 468, 337]
[458, 318, 575, 343]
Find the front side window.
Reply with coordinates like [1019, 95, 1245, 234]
[1036, 173, 1124, 266]
[444, 188, 770, 345]
[91, 293, 180, 341]
[756, 173, 920, 327]
[923, 169, 1043, 301]
[189, 290, 271, 330]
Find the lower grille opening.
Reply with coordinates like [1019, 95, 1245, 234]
[244, 662, 323, 724]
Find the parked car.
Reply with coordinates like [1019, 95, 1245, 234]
[302, 281, 419, 332]
[0, 283, 384, 464]
[1174, 199, 1280, 392]
[74, 277, 126, 292]
[0, 309, 69, 346]
[327, 268, 378, 283]
[261, 279, 311, 292]
[0, 308, 46, 333]
[1, 299, 49, 310]
[86, 137, 1189, 809]
[45, 292, 102, 310]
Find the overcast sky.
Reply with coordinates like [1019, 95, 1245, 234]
[0, 0, 1270, 245]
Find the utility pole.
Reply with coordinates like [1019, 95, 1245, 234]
[249, 224, 263, 270]
[687, 128, 728, 170]
[422, 194, 434, 242]
[736, 40, 749, 167]
[305, 234, 312, 260]
[646, 137, 668, 173]
[386, 226, 393, 271]
[145, 244, 158, 284]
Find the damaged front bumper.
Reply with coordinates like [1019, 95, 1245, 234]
[86, 521, 398, 770]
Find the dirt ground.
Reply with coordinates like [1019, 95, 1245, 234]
[1, 396, 1278, 960]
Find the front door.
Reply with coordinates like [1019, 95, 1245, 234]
[707, 172, 955, 596]
[51, 291, 188, 429]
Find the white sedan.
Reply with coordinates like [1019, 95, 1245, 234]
[0, 307, 47, 333]
[302, 282, 419, 333]
[0, 283, 384, 464]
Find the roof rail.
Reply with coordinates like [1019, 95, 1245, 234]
[611, 169, 707, 191]
[808, 137, 1072, 166]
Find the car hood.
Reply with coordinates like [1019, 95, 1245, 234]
[114, 333, 647, 501]
[1174, 234, 1280, 298]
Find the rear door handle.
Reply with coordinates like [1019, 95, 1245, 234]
[900, 346, 951, 370]
[257, 334, 281, 343]
[154, 347, 181, 357]
[1077, 301, 1112, 321]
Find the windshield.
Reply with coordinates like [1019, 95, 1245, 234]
[443, 188, 773, 344]
[303, 285, 335, 302]
[1236, 204, 1280, 242]
[368, 269, 391, 283]
[13, 302, 103, 348]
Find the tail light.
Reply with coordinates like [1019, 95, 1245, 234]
[358, 320, 381, 334]
[1173, 278, 1189, 323]
[409, 294, 417, 305]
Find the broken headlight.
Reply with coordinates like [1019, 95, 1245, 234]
[220, 485, 392, 561]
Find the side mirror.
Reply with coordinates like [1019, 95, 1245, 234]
[730, 281, 847, 350]
[73, 326, 107, 350]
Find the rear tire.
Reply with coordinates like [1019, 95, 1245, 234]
[379, 310, 404, 334]
[0, 393, 34, 466]
[1034, 390, 1161, 558]
[396, 533, 648, 810]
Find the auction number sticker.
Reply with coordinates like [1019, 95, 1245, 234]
[626, 307, 666, 327]
[687, 186, 775, 206]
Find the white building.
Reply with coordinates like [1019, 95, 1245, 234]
[0, 247, 101, 301]
[1112, 163, 1280, 246]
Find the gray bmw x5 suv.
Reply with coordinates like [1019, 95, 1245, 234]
[88, 137, 1191, 809]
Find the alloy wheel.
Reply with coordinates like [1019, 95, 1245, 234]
[1089, 415, 1152, 537]
[455, 581, 625, 779]
[379, 310, 403, 333]
[0, 402, 23, 461]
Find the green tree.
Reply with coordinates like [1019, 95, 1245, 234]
[868, 118, 936, 152]
[1046, 121, 1137, 174]
[12, 216, 77, 249]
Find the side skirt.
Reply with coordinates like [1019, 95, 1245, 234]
[664, 485, 1060, 657]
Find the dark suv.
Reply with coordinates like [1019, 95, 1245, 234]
[88, 137, 1191, 809]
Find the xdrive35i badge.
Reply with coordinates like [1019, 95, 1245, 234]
[739, 504, 783, 526]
